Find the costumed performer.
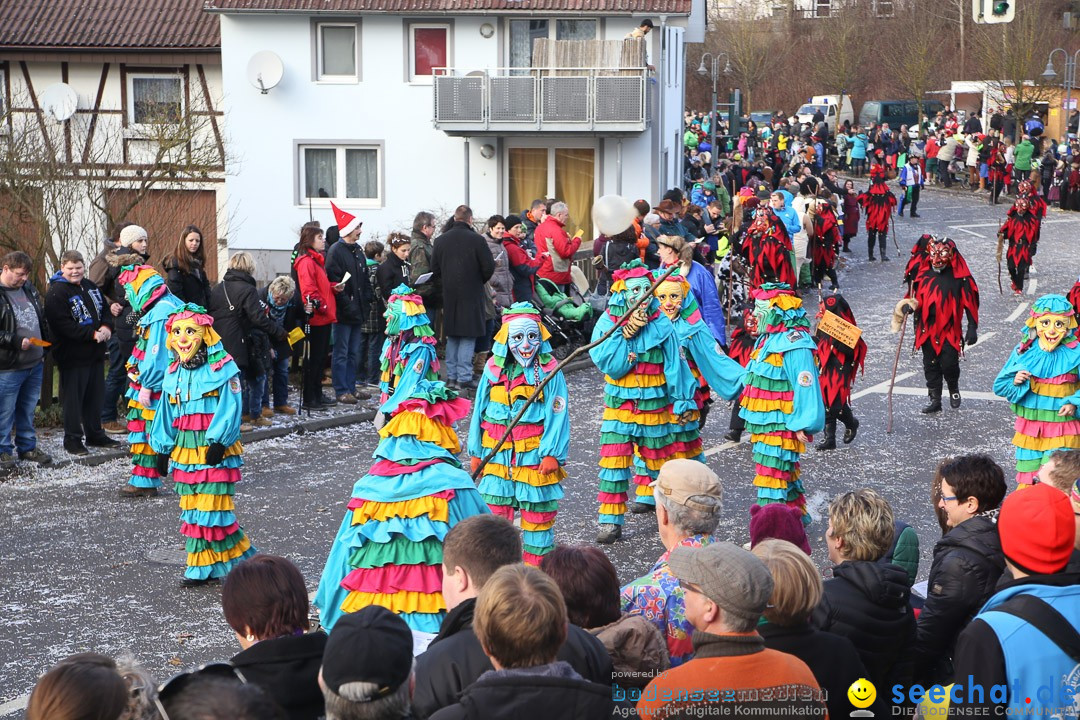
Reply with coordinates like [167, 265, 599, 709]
[857, 171, 897, 262]
[739, 205, 797, 290]
[723, 304, 758, 443]
[468, 303, 568, 565]
[590, 259, 699, 545]
[315, 379, 489, 633]
[813, 292, 866, 450]
[998, 195, 1041, 295]
[739, 283, 825, 523]
[806, 197, 843, 290]
[378, 284, 440, 413]
[148, 304, 255, 587]
[655, 234, 728, 345]
[993, 295, 1080, 486]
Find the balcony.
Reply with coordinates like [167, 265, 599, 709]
[433, 67, 651, 136]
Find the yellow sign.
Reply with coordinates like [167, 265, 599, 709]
[287, 327, 306, 347]
[817, 310, 862, 349]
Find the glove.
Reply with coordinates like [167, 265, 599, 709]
[155, 453, 170, 478]
[901, 304, 915, 316]
[965, 326, 978, 346]
[137, 387, 152, 407]
[204, 442, 227, 467]
[538, 456, 559, 475]
[470, 456, 482, 475]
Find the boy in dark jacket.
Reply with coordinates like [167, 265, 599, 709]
[325, 204, 375, 404]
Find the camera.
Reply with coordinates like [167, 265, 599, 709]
[305, 294, 321, 312]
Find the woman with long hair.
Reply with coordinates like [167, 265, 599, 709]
[163, 224, 212, 307]
[294, 225, 340, 409]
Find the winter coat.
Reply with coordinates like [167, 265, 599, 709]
[937, 137, 958, 163]
[413, 598, 614, 720]
[812, 560, 916, 693]
[534, 215, 580, 286]
[230, 631, 327, 720]
[264, 286, 299, 360]
[44, 273, 112, 368]
[428, 662, 617, 720]
[850, 133, 869, 160]
[842, 192, 860, 235]
[502, 236, 540, 303]
[163, 258, 212, 308]
[431, 222, 495, 338]
[1013, 139, 1035, 171]
[408, 230, 441, 309]
[208, 268, 286, 371]
[325, 239, 374, 325]
[100, 247, 149, 344]
[87, 237, 118, 288]
[588, 613, 670, 689]
[293, 250, 337, 327]
[375, 253, 410, 303]
[0, 281, 49, 370]
[484, 233, 513, 310]
[911, 514, 1005, 684]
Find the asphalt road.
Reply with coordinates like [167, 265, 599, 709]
[2, 185, 1079, 716]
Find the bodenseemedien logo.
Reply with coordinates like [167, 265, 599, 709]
[847, 677, 876, 717]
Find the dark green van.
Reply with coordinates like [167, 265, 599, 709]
[858, 100, 947, 134]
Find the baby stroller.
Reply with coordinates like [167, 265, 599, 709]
[531, 274, 596, 360]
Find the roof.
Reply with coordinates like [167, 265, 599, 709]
[204, 0, 690, 14]
[0, 0, 220, 51]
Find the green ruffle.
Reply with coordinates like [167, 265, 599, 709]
[347, 536, 442, 569]
[186, 533, 244, 554]
[174, 481, 236, 496]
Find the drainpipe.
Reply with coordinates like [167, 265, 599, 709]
[464, 137, 470, 207]
[658, 15, 667, 195]
[616, 138, 623, 195]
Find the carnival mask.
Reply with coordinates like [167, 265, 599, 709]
[928, 239, 954, 271]
[1035, 313, 1070, 352]
[168, 318, 207, 364]
[506, 316, 541, 368]
[743, 308, 759, 337]
[655, 280, 686, 321]
[753, 298, 771, 334]
[1017, 180, 1033, 196]
[623, 276, 652, 308]
[1015, 197, 1030, 214]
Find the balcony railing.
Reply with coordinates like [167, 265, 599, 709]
[433, 67, 651, 135]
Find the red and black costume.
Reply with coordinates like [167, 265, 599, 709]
[808, 201, 842, 289]
[857, 176, 897, 262]
[999, 196, 1041, 295]
[814, 292, 866, 450]
[988, 141, 1009, 205]
[723, 306, 758, 443]
[739, 207, 797, 290]
[904, 233, 972, 288]
[904, 237, 980, 413]
[1068, 278, 1080, 316]
[1016, 179, 1048, 221]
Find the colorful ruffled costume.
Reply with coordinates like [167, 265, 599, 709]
[993, 295, 1080, 486]
[315, 381, 489, 632]
[469, 303, 569, 565]
[118, 264, 184, 491]
[590, 260, 699, 530]
[148, 305, 255, 582]
[379, 284, 440, 408]
[739, 284, 825, 522]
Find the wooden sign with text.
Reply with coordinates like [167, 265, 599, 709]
[817, 311, 862, 349]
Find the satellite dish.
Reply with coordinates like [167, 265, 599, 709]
[39, 83, 78, 122]
[247, 51, 284, 94]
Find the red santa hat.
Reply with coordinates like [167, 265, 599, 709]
[330, 202, 362, 236]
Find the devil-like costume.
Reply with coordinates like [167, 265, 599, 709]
[739, 283, 825, 523]
[1068, 277, 1080, 316]
[897, 237, 980, 413]
[807, 200, 843, 289]
[814, 293, 866, 450]
[468, 303, 569, 565]
[857, 176, 897, 261]
[993, 295, 1080, 486]
[903, 233, 973, 288]
[999, 195, 1041, 295]
[739, 207, 797, 290]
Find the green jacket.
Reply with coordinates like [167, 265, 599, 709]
[1013, 139, 1034, 171]
[684, 129, 699, 149]
[714, 182, 731, 216]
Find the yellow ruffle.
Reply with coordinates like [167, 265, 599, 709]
[762, 353, 784, 367]
[605, 372, 667, 388]
[521, 519, 555, 531]
[482, 462, 566, 487]
[666, 448, 704, 462]
[741, 397, 794, 414]
[402, 300, 425, 316]
[753, 434, 805, 452]
[1028, 379, 1080, 398]
[172, 441, 243, 466]
[599, 502, 627, 515]
[341, 590, 446, 615]
[142, 408, 157, 421]
[380, 411, 461, 453]
[130, 442, 154, 455]
[634, 484, 655, 498]
[352, 496, 449, 525]
[772, 295, 802, 311]
[1012, 433, 1080, 452]
[602, 407, 678, 425]
[188, 535, 251, 567]
[179, 493, 236, 512]
[482, 431, 540, 453]
[491, 384, 536, 405]
[599, 455, 632, 469]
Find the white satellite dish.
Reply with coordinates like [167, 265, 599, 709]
[247, 51, 284, 94]
[39, 83, 78, 122]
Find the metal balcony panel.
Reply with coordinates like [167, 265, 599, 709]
[541, 76, 590, 123]
[595, 76, 643, 122]
[489, 76, 536, 123]
[434, 75, 484, 123]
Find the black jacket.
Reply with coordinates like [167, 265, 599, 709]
[813, 560, 916, 694]
[325, 240, 374, 325]
[759, 621, 884, 720]
[208, 269, 286, 370]
[164, 258, 212, 308]
[230, 631, 327, 720]
[376, 254, 411, 303]
[100, 247, 149, 345]
[428, 662, 617, 720]
[0, 282, 49, 370]
[431, 222, 495, 338]
[43, 274, 112, 368]
[412, 598, 614, 719]
[912, 514, 1005, 684]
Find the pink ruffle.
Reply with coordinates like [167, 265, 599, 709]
[1014, 416, 1080, 438]
[181, 522, 239, 540]
[614, 401, 668, 415]
[367, 458, 444, 476]
[130, 348, 146, 361]
[520, 510, 558, 524]
[638, 441, 701, 460]
[131, 465, 158, 478]
[173, 467, 241, 485]
[632, 362, 665, 376]
[127, 419, 146, 432]
[395, 396, 471, 424]
[743, 386, 794, 401]
[1035, 373, 1080, 385]
[341, 563, 442, 594]
[601, 442, 634, 456]
[175, 413, 213, 431]
[686, 309, 703, 324]
[631, 474, 654, 487]
[482, 420, 544, 441]
[597, 491, 627, 503]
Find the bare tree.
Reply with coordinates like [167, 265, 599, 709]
[713, 5, 788, 113]
[893, 1, 944, 133]
[808, 4, 874, 117]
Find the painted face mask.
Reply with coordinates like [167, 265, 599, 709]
[168, 318, 207, 365]
[507, 316, 541, 367]
[624, 276, 652, 308]
[1035, 313, 1071, 352]
[743, 308, 759, 337]
[754, 298, 771, 335]
[928, 238, 954, 271]
[655, 280, 686, 321]
[1015, 197, 1030, 215]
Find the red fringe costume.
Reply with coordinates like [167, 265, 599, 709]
[999, 197, 1041, 295]
[814, 293, 866, 449]
[808, 202, 842, 289]
[739, 208, 797, 290]
[857, 177, 897, 261]
[1068, 279, 1080, 317]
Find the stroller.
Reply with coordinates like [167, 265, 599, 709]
[531, 275, 596, 360]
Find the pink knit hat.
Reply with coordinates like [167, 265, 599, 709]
[749, 504, 812, 555]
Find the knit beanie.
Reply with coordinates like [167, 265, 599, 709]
[119, 225, 148, 248]
[749, 503, 811, 555]
[999, 483, 1075, 575]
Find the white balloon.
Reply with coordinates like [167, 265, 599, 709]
[592, 195, 639, 237]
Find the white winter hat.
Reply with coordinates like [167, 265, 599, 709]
[119, 225, 148, 248]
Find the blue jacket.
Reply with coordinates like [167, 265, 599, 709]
[850, 133, 869, 160]
[684, 261, 727, 345]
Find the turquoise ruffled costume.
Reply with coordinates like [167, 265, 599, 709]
[378, 284, 440, 410]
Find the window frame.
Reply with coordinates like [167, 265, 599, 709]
[295, 141, 384, 209]
[407, 22, 452, 83]
[315, 21, 360, 83]
[126, 71, 184, 127]
[506, 17, 598, 68]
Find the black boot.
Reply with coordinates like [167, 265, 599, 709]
[840, 407, 859, 444]
[723, 428, 742, 443]
[815, 421, 837, 451]
[949, 387, 962, 408]
[921, 391, 943, 414]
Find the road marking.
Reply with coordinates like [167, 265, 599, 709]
[864, 385, 1002, 401]
[0, 696, 29, 716]
[851, 372, 916, 400]
[1029, 278, 1038, 295]
[950, 227, 987, 238]
[974, 331, 997, 345]
[948, 222, 1001, 229]
[1006, 301, 1030, 322]
[703, 440, 741, 457]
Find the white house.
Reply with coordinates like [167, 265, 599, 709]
[206, 0, 702, 274]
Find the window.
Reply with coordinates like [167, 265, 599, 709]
[317, 23, 358, 80]
[299, 144, 381, 206]
[813, 0, 831, 17]
[128, 73, 183, 125]
[508, 19, 597, 68]
[409, 24, 449, 81]
[873, 0, 894, 16]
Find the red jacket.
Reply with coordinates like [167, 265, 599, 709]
[294, 249, 337, 326]
[534, 215, 580, 285]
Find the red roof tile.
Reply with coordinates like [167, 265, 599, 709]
[0, 0, 220, 51]
[205, 0, 690, 14]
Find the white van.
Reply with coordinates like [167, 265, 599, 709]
[794, 95, 855, 135]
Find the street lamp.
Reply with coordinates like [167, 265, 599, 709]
[696, 52, 731, 161]
[1043, 48, 1080, 137]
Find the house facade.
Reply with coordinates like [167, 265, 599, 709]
[207, 0, 700, 274]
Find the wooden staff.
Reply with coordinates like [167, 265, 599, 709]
[886, 311, 908, 434]
[995, 231, 1004, 295]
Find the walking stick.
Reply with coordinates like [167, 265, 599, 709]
[886, 311, 908, 434]
[995, 231, 1005, 295]
[890, 208, 900, 253]
[471, 265, 679, 480]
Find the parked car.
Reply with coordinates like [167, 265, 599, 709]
[858, 100, 946, 135]
[794, 95, 854, 135]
